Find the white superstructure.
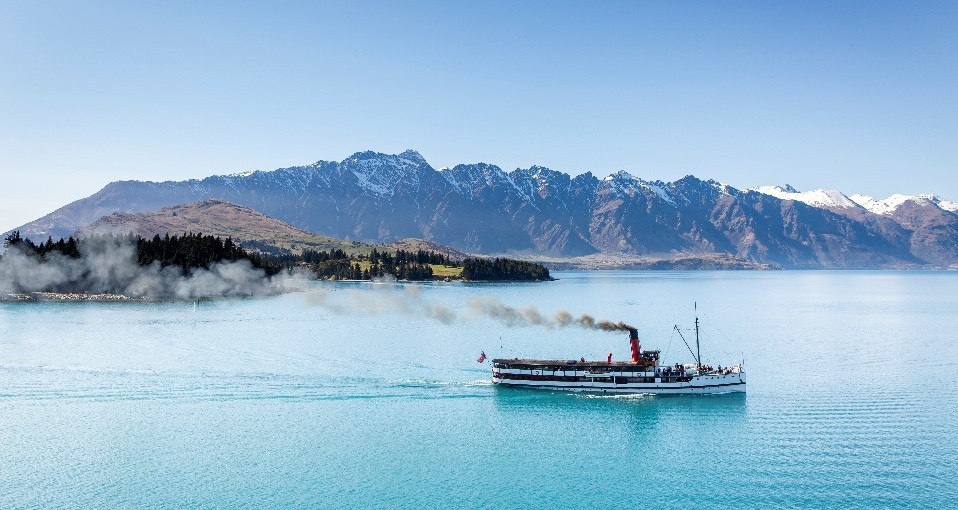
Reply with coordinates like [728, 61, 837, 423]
[491, 360, 745, 395]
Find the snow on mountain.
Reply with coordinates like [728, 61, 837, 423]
[849, 194, 905, 215]
[514, 165, 581, 198]
[441, 163, 517, 196]
[752, 185, 860, 209]
[341, 149, 428, 197]
[643, 182, 676, 205]
[938, 198, 958, 213]
[602, 171, 677, 204]
[712, 181, 739, 197]
[602, 171, 639, 195]
[850, 193, 958, 215]
[917, 194, 958, 213]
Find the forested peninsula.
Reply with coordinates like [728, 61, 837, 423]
[0, 231, 551, 299]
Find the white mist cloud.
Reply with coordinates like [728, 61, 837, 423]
[0, 236, 309, 299]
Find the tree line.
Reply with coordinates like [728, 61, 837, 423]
[460, 257, 552, 281]
[3, 231, 283, 275]
[3, 231, 552, 282]
[306, 248, 441, 281]
[368, 248, 451, 266]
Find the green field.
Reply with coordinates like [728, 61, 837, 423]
[428, 264, 462, 278]
[353, 260, 463, 279]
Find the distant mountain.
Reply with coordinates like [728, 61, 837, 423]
[850, 193, 958, 215]
[846, 194, 958, 266]
[746, 185, 958, 267]
[6, 150, 957, 268]
[750, 185, 862, 209]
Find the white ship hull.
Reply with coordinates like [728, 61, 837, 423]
[491, 365, 745, 395]
[492, 373, 745, 395]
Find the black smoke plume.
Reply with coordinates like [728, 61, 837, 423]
[306, 282, 633, 333]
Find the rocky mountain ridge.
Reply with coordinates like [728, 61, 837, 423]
[6, 150, 957, 268]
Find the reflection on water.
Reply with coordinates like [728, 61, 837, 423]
[492, 383, 747, 412]
[493, 386, 747, 445]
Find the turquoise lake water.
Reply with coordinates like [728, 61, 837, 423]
[1, 271, 956, 509]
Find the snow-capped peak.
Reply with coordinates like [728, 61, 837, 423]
[937, 197, 958, 213]
[602, 170, 640, 190]
[711, 181, 737, 195]
[601, 171, 677, 204]
[849, 194, 905, 215]
[850, 193, 958, 215]
[752, 185, 860, 209]
[914, 194, 958, 213]
[603, 171, 637, 194]
[440, 163, 518, 196]
[527, 165, 553, 180]
[398, 149, 427, 165]
[342, 150, 429, 197]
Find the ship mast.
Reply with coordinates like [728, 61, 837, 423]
[694, 302, 701, 369]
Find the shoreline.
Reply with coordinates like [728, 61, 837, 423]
[1, 292, 137, 302]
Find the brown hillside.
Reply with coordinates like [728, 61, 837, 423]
[78, 199, 369, 254]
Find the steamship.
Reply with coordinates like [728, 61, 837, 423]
[491, 318, 745, 395]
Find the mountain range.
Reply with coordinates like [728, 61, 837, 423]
[6, 150, 957, 268]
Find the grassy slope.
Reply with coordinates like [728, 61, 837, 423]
[81, 200, 370, 255]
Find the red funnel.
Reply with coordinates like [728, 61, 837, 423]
[629, 328, 640, 363]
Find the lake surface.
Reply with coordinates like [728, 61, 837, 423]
[1, 271, 956, 509]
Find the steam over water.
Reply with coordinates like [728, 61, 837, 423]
[1, 271, 956, 508]
[0, 237, 308, 299]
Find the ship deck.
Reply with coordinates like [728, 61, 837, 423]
[492, 358, 655, 369]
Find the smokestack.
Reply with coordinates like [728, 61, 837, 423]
[629, 328, 640, 363]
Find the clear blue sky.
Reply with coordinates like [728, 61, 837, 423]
[2, 0, 957, 231]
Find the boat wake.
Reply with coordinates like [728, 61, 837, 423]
[463, 379, 493, 387]
[575, 392, 657, 400]
[0, 365, 495, 403]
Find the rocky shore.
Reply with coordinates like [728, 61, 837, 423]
[497, 252, 780, 271]
[0, 292, 136, 302]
